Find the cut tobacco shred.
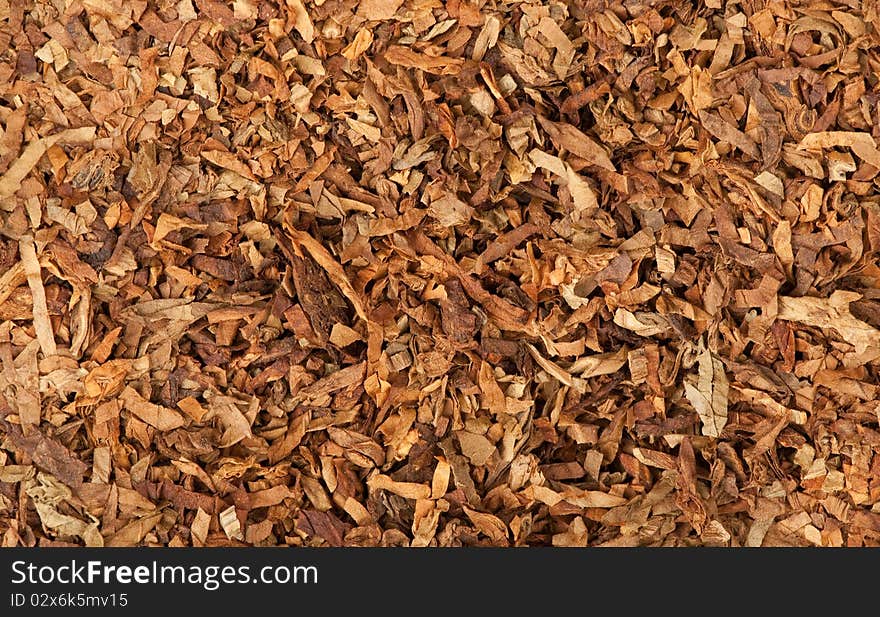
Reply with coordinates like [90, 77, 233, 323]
[2, 0, 880, 548]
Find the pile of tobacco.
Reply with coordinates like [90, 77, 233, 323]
[2, 0, 880, 547]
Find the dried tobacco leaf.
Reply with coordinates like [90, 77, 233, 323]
[778, 291, 880, 366]
[684, 342, 729, 438]
[0, 408, 87, 489]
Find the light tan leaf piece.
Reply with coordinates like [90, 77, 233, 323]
[19, 235, 57, 358]
[0, 127, 96, 201]
[798, 131, 880, 168]
[778, 291, 880, 366]
[535, 115, 616, 171]
[120, 386, 186, 431]
[463, 506, 509, 544]
[286, 0, 315, 43]
[684, 341, 729, 438]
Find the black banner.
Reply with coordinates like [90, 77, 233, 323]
[0, 548, 868, 613]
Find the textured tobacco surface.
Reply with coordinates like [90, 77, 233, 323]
[2, 0, 880, 547]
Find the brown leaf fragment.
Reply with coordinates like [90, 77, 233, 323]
[282, 224, 373, 325]
[219, 505, 244, 541]
[613, 309, 671, 337]
[357, 0, 403, 20]
[439, 279, 479, 343]
[367, 473, 431, 500]
[286, 0, 315, 43]
[120, 387, 185, 431]
[563, 489, 628, 508]
[329, 323, 362, 347]
[633, 448, 678, 470]
[298, 362, 366, 401]
[268, 412, 309, 464]
[0, 128, 96, 200]
[0, 262, 26, 309]
[328, 427, 385, 468]
[105, 513, 164, 547]
[32, 500, 103, 547]
[191, 508, 211, 546]
[778, 291, 880, 366]
[478, 361, 506, 414]
[473, 16, 501, 62]
[412, 498, 444, 547]
[698, 110, 760, 159]
[296, 509, 349, 546]
[475, 223, 539, 272]
[249, 485, 292, 508]
[0, 409, 87, 488]
[427, 193, 474, 227]
[527, 343, 585, 392]
[210, 394, 256, 448]
[19, 236, 56, 358]
[431, 459, 451, 499]
[683, 341, 729, 438]
[292, 148, 336, 195]
[1, 337, 40, 431]
[535, 115, 616, 171]
[679, 66, 713, 113]
[552, 517, 588, 547]
[676, 437, 708, 533]
[409, 230, 539, 336]
[456, 431, 496, 466]
[798, 132, 880, 168]
[463, 507, 509, 544]
[201, 149, 258, 182]
[342, 28, 374, 62]
[382, 46, 464, 75]
[81, 359, 130, 402]
[287, 250, 351, 342]
[734, 388, 791, 462]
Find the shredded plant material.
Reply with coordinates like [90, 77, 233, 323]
[2, 0, 880, 547]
